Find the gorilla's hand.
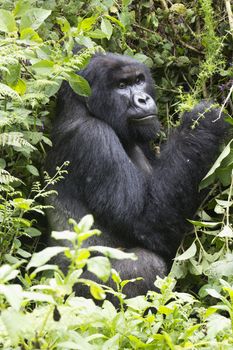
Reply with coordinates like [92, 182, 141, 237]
[181, 101, 228, 137]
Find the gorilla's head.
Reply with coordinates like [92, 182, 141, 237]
[80, 53, 160, 143]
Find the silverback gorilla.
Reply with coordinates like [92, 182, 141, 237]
[45, 52, 227, 297]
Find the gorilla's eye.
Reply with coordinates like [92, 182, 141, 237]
[118, 81, 127, 89]
[136, 75, 144, 85]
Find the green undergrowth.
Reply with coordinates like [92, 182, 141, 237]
[0, 0, 233, 348]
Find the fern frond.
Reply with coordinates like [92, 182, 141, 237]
[0, 169, 21, 185]
[0, 132, 35, 150]
[0, 83, 21, 101]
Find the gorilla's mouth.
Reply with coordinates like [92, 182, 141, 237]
[130, 115, 158, 125]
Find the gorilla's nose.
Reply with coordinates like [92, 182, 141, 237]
[133, 92, 156, 112]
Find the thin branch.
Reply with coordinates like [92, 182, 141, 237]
[225, 0, 233, 37]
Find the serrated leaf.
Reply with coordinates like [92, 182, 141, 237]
[175, 242, 197, 261]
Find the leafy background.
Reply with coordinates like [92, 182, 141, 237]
[0, 0, 233, 348]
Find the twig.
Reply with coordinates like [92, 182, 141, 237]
[216, 83, 233, 121]
[225, 0, 233, 37]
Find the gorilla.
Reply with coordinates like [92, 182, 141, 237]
[45, 52, 227, 297]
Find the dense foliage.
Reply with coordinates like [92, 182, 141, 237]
[0, 0, 233, 348]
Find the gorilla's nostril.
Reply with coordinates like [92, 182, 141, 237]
[138, 98, 147, 104]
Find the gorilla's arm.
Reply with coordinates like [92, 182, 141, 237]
[138, 102, 227, 259]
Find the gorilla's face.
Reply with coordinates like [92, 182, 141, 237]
[82, 53, 160, 142]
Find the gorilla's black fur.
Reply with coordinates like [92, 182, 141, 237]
[45, 52, 227, 296]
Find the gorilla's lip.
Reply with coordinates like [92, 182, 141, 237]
[130, 115, 158, 125]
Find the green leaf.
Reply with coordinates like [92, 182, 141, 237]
[78, 16, 97, 32]
[68, 73, 91, 97]
[20, 8, 51, 30]
[90, 282, 106, 300]
[26, 164, 39, 176]
[122, 0, 133, 7]
[87, 256, 111, 282]
[56, 17, 71, 33]
[0, 284, 22, 310]
[209, 254, 233, 277]
[27, 246, 66, 269]
[207, 314, 231, 338]
[175, 242, 197, 261]
[218, 225, 233, 238]
[5, 64, 20, 86]
[88, 29, 108, 39]
[200, 140, 233, 189]
[90, 246, 137, 260]
[0, 9, 17, 33]
[13, 79, 27, 95]
[20, 27, 42, 43]
[52, 230, 77, 242]
[101, 18, 113, 40]
[31, 60, 54, 75]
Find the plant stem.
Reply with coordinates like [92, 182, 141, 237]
[225, 0, 233, 37]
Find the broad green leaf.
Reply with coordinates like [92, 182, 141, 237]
[105, 15, 125, 30]
[88, 29, 108, 39]
[78, 214, 94, 232]
[207, 314, 231, 338]
[20, 27, 42, 43]
[209, 254, 233, 277]
[134, 53, 153, 68]
[215, 199, 233, 208]
[175, 242, 197, 261]
[0, 265, 19, 283]
[52, 230, 77, 242]
[78, 16, 97, 32]
[90, 282, 106, 300]
[87, 256, 111, 282]
[31, 60, 54, 75]
[13, 0, 31, 17]
[20, 8, 51, 30]
[5, 64, 20, 86]
[12, 198, 33, 210]
[23, 291, 55, 303]
[1, 310, 31, 344]
[0, 284, 22, 310]
[90, 246, 137, 260]
[122, 0, 133, 7]
[218, 225, 233, 238]
[13, 78, 27, 95]
[56, 17, 71, 33]
[0, 9, 17, 33]
[200, 139, 233, 189]
[27, 246, 66, 269]
[26, 164, 39, 176]
[68, 73, 91, 97]
[101, 18, 113, 40]
[158, 305, 174, 315]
